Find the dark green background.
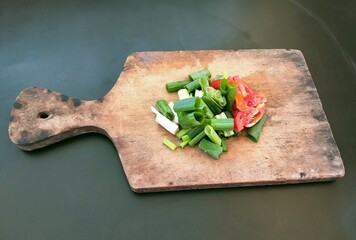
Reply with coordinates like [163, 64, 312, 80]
[1, 0, 355, 239]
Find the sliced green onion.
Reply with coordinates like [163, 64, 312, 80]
[210, 118, 234, 131]
[221, 138, 228, 152]
[203, 119, 211, 126]
[178, 112, 205, 129]
[168, 102, 179, 124]
[181, 135, 191, 142]
[176, 128, 191, 139]
[199, 77, 210, 92]
[213, 90, 226, 107]
[180, 140, 190, 148]
[178, 89, 190, 100]
[198, 98, 214, 119]
[216, 112, 234, 137]
[151, 106, 179, 135]
[156, 99, 174, 121]
[188, 130, 206, 146]
[204, 125, 222, 146]
[224, 111, 233, 118]
[194, 89, 204, 98]
[202, 95, 223, 115]
[185, 79, 201, 93]
[189, 69, 211, 81]
[187, 125, 205, 139]
[173, 97, 201, 112]
[176, 111, 186, 120]
[226, 84, 237, 112]
[165, 80, 191, 93]
[198, 139, 223, 159]
[247, 114, 267, 143]
[219, 78, 229, 96]
[163, 137, 177, 150]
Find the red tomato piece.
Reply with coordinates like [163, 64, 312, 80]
[244, 93, 267, 108]
[209, 80, 221, 89]
[233, 107, 259, 132]
[246, 108, 265, 128]
[234, 90, 247, 112]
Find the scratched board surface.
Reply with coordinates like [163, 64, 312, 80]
[9, 50, 345, 192]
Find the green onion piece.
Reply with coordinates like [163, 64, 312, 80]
[203, 119, 211, 125]
[165, 80, 191, 93]
[178, 89, 190, 100]
[185, 79, 201, 93]
[176, 111, 186, 120]
[180, 140, 190, 148]
[219, 78, 229, 96]
[202, 95, 223, 115]
[205, 87, 226, 108]
[221, 138, 228, 152]
[163, 137, 177, 150]
[188, 130, 206, 146]
[205, 87, 216, 98]
[216, 112, 234, 137]
[224, 111, 233, 118]
[199, 77, 210, 93]
[178, 112, 205, 129]
[187, 125, 205, 139]
[196, 105, 208, 117]
[213, 90, 226, 107]
[210, 118, 234, 131]
[176, 128, 191, 139]
[198, 98, 214, 119]
[204, 125, 222, 146]
[198, 139, 223, 159]
[181, 135, 191, 142]
[156, 99, 174, 120]
[189, 69, 211, 81]
[173, 97, 201, 112]
[226, 84, 237, 112]
[247, 114, 267, 143]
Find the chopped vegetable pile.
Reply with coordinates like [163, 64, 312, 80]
[151, 69, 267, 159]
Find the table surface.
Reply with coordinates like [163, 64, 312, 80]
[1, 0, 355, 239]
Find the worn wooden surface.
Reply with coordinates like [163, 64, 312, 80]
[8, 50, 345, 192]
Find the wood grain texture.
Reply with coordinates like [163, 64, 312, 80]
[8, 49, 345, 192]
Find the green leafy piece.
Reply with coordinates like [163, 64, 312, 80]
[198, 139, 223, 159]
[247, 114, 267, 143]
[178, 112, 205, 129]
[204, 125, 222, 146]
[163, 137, 177, 150]
[188, 130, 206, 147]
[210, 118, 234, 131]
[156, 99, 174, 120]
[173, 97, 201, 112]
[189, 69, 211, 81]
[165, 80, 191, 93]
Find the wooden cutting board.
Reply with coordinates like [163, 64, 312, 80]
[8, 49, 345, 192]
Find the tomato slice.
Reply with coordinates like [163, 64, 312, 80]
[233, 107, 259, 132]
[244, 93, 267, 108]
[234, 111, 245, 132]
[245, 108, 265, 128]
[234, 90, 247, 112]
[209, 80, 221, 89]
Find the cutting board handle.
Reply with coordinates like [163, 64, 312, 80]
[8, 87, 105, 151]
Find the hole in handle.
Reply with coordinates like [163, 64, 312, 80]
[37, 111, 50, 119]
